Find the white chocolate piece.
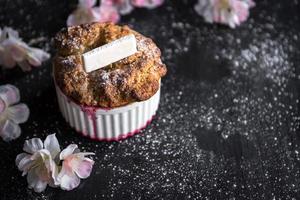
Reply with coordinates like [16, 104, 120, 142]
[82, 34, 137, 73]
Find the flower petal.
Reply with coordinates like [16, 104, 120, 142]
[7, 103, 29, 124]
[4, 27, 20, 39]
[27, 47, 50, 67]
[57, 166, 81, 191]
[23, 137, 43, 154]
[67, 14, 77, 26]
[102, 0, 134, 15]
[35, 160, 53, 181]
[75, 152, 95, 157]
[60, 144, 78, 160]
[132, 0, 164, 9]
[0, 84, 20, 106]
[73, 158, 94, 179]
[131, 0, 144, 7]
[0, 97, 5, 114]
[15, 152, 28, 166]
[194, 0, 214, 22]
[26, 53, 41, 66]
[0, 120, 21, 141]
[49, 160, 59, 187]
[15, 153, 33, 175]
[31, 149, 51, 161]
[118, 0, 134, 15]
[8, 42, 27, 62]
[44, 134, 61, 159]
[98, 4, 120, 23]
[27, 169, 48, 193]
[0, 48, 16, 68]
[67, 7, 99, 26]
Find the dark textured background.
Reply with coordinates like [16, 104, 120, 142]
[0, 0, 300, 199]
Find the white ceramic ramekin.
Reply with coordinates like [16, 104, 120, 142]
[54, 83, 160, 141]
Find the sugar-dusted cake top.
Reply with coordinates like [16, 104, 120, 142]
[53, 22, 166, 108]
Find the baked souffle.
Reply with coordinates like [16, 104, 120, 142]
[53, 22, 167, 108]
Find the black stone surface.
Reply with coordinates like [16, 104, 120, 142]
[0, 0, 300, 199]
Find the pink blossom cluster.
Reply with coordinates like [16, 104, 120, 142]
[0, 27, 50, 71]
[67, 0, 164, 26]
[194, 0, 255, 28]
[16, 134, 95, 192]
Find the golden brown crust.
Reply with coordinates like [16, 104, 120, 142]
[53, 22, 166, 108]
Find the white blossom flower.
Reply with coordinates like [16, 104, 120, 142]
[15, 134, 60, 193]
[57, 144, 95, 191]
[194, 0, 255, 28]
[0, 84, 29, 141]
[67, 0, 120, 26]
[0, 27, 50, 71]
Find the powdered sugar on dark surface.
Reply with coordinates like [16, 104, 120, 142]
[0, 0, 300, 199]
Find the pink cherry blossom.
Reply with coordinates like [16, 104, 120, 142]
[0, 27, 50, 71]
[57, 144, 95, 191]
[15, 134, 60, 192]
[67, 0, 120, 26]
[0, 84, 29, 141]
[131, 0, 164, 9]
[67, 0, 165, 25]
[194, 0, 255, 28]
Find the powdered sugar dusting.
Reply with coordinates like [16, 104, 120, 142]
[0, 0, 299, 200]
